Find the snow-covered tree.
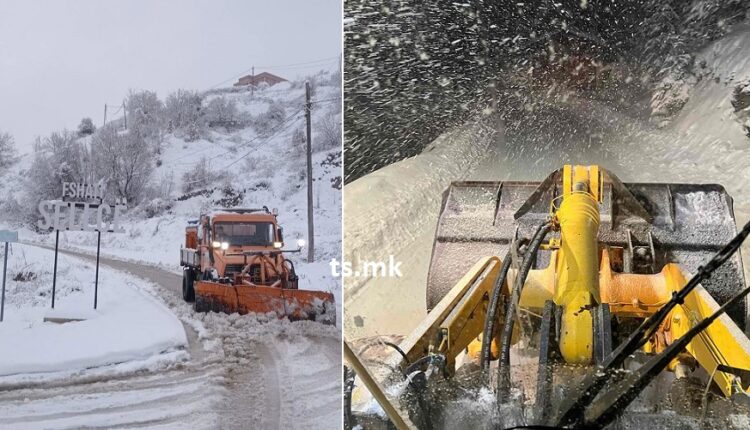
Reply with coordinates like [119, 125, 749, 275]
[164, 89, 203, 135]
[255, 100, 287, 137]
[77, 117, 96, 137]
[25, 130, 89, 205]
[126, 90, 164, 142]
[92, 125, 153, 204]
[317, 111, 341, 150]
[0, 131, 17, 168]
[204, 97, 239, 129]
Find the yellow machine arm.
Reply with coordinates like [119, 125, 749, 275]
[396, 165, 750, 398]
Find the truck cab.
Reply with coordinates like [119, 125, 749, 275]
[180, 207, 300, 301]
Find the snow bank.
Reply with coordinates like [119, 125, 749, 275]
[0, 244, 186, 376]
[343, 119, 499, 297]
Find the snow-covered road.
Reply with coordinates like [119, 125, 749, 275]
[0, 245, 341, 429]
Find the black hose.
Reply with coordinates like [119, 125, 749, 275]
[498, 223, 552, 399]
[343, 365, 356, 430]
[356, 338, 410, 370]
[404, 354, 446, 376]
[481, 249, 514, 373]
[381, 341, 410, 365]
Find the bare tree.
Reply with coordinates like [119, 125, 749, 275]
[181, 156, 223, 193]
[92, 125, 153, 203]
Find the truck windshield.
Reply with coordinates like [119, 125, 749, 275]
[214, 222, 275, 246]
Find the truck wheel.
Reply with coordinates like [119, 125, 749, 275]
[183, 269, 195, 302]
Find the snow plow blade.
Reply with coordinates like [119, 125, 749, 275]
[194, 281, 336, 325]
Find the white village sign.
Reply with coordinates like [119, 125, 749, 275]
[37, 181, 127, 232]
[37, 180, 128, 309]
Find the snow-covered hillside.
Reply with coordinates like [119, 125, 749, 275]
[0, 67, 342, 309]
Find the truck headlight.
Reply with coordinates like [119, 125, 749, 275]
[212, 241, 221, 248]
[273, 241, 283, 249]
[221, 242, 229, 250]
[297, 239, 305, 248]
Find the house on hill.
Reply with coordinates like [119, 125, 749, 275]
[234, 72, 287, 87]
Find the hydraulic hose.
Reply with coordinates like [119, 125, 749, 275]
[497, 222, 552, 400]
[343, 366, 356, 430]
[480, 248, 514, 373]
[404, 354, 446, 376]
[381, 341, 410, 365]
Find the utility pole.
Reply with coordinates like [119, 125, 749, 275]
[103, 104, 107, 127]
[305, 81, 315, 262]
[122, 101, 127, 130]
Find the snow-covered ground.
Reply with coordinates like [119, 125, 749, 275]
[0, 242, 342, 429]
[0, 244, 185, 377]
[0, 68, 342, 429]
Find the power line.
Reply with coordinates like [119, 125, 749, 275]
[222, 110, 303, 169]
[163, 108, 303, 167]
[206, 55, 339, 90]
[310, 97, 342, 104]
[107, 104, 123, 116]
[253, 56, 339, 69]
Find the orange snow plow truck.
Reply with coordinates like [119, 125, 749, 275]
[179, 207, 335, 325]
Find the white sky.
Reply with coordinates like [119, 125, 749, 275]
[0, 0, 341, 152]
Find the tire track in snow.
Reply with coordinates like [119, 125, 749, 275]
[13, 243, 340, 429]
[274, 334, 343, 429]
[0, 366, 225, 427]
[257, 342, 283, 429]
[0, 245, 225, 429]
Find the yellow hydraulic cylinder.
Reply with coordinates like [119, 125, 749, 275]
[554, 169, 601, 364]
